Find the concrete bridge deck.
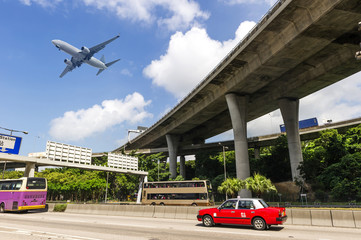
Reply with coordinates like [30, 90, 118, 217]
[118, 0, 361, 151]
[0, 153, 147, 176]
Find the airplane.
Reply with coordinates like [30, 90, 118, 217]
[52, 35, 120, 78]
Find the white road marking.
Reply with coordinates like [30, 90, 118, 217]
[0, 226, 102, 240]
[194, 228, 270, 237]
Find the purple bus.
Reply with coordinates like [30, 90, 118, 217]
[0, 177, 47, 212]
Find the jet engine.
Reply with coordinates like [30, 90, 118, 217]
[64, 59, 73, 66]
[81, 46, 90, 54]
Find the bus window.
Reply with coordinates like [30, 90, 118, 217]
[1, 182, 11, 190]
[26, 178, 46, 189]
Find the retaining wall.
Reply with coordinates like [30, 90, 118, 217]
[54, 204, 361, 228]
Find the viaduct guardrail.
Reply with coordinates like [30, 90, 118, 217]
[47, 203, 361, 228]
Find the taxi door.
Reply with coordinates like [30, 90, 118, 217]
[215, 199, 240, 224]
[237, 200, 256, 225]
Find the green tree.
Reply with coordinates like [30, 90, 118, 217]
[138, 153, 168, 181]
[172, 175, 185, 181]
[195, 150, 223, 179]
[300, 129, 346, 184]
[218, 178, 245, 198]
[1, 170, 23, 179]
[92, 153, 108, 166]
[185, 159, 196, 180]
[210, 149, 236, 178]
[317, 152, 361, 201]
[261, 135, 292, 182]
[245, 173, 277, 198]
[344, 124, 361, 154]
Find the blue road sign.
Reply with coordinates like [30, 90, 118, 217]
[0, 133, 22, 154]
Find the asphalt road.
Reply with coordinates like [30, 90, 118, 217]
[0, 211, 360, 240]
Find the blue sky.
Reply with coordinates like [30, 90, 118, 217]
[1, 0, 361, 156]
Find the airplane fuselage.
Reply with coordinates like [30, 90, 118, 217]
[52, 40, 107, 69]
[52, 35, 120, 77]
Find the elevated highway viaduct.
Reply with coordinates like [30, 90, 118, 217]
[116, 0, 361, 196]
[132, 117, 361, 157]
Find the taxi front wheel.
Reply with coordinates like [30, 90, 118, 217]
[252, 217, 266, 230]
[202, 215, 214, 227]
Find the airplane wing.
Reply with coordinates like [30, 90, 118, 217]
[59, 57, 80, 78]
[59, 65, 74, 78]
[88, 35, 120, 56]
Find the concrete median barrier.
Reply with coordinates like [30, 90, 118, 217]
[187, 206, 202, 220]
[331, 210, 355, 228]
[353, 211, 361, 228]
[62, 204, 360, 228]
[164, 206, 177, 219]
[111, 205, 126, 216]
[291, 209, 311, 225]
[46, 203, 55, 212]
[310, 210, 332, 227]
[124, 205, 137, 216]
[153, 206, 166, 218]
[284, 208, 292, 225]
[143, 206, 155, 217]
[65, 204, 82, 214]
[175, 206, 188, 219]
[84, 204, 105, 215]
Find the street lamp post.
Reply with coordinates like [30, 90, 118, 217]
[0, 126, 28, 136]
[0, 126, 28, 179]
[157, 159, 160, 181]
[218, 143, 228, 181]
[105, 172, 109, 203]
[219, 143, 229, 200]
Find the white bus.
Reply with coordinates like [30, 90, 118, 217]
[142, 180, 214, 206]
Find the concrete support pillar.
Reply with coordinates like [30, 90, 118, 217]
[180, 155, 186, 179]
[136, 175, 147, 204]
[278, 98, 303, 181]
[254, 147, 261, 160]
[24, 163, 35, 177]
[225, 93, 251, 198]
[166, 134, 180, 179]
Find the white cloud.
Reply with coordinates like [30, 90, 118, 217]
[222, 0, 278, 6]
[49, 92, 152, 141]
[299, 72, 361, 123]
[19, 0, 209, 31]
[83, 0, 209, 31]
[19, 0, 61, 7]
[121, 68, 133, 77]
[143, 21, 256, 99]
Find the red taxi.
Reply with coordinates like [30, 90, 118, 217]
[197, 198, 287, 230]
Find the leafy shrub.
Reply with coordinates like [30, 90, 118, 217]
[53, 204, 67, 212]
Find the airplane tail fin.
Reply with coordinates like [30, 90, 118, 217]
[100, 55, 105, 63]
[96, 58, 121, 76]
